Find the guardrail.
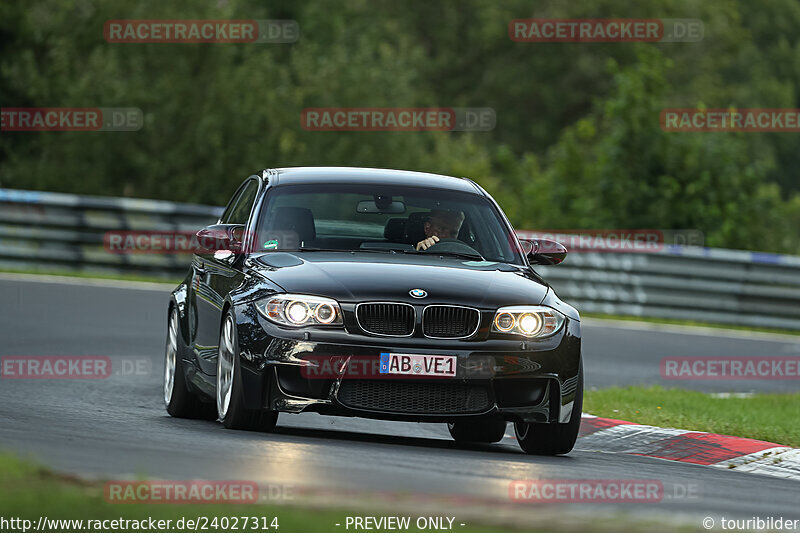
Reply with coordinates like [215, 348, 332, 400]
[535, 246, 800, 331]
[2, 188, 799, 330]
[0, 188, 222, 279]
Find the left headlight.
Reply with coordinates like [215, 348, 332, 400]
[491, 306, 565, 338]
[255, 294, 343, 327]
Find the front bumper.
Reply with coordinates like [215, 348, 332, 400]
[231, 302, 581, 424]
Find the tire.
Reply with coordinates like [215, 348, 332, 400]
[448, 419, 507, 443]
[514, 362, 583, 455]
[164, 308, 214, 419]
[217, 310, 278, 431]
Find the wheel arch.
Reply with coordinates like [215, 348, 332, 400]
[221, 296, 272, 411]
[170, 277, 192, 347]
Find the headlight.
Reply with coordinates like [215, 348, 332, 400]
[491, 306, 565, 337]
[256, 294, 343, 327]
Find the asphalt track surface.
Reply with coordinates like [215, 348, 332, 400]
[1, 275, 798, 527]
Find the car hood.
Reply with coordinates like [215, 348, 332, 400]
[248, 252, 548, 308]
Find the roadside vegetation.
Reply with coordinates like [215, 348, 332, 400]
[3, 1, 800, 254]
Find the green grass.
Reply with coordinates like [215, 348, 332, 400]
[584, 386, 800, 447]
[0, 267, 180, 285]
[583, 312, 800, 336]
[0, 454, 498, 533]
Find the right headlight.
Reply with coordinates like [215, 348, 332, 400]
[255, 294, 343, 327]
[491, 306, 565, 338]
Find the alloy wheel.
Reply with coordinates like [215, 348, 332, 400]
[216, 316, 236, 419]
[163, 311, 178, 406]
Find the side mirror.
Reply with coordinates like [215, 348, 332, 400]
[521, 238, 567, 265]
[195, 224, 245, 253]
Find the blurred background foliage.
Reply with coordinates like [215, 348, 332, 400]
[1, 0, 800, 253]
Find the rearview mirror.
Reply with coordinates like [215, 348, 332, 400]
[521, 238, 567, 265]
[356, 200, 406, 214]
[195, 224, 245, 253]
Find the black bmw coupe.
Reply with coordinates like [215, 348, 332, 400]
[164, 167, 582, 455]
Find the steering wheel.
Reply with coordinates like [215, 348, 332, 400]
[423, 238, 482, 256]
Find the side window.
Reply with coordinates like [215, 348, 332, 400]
[222, 179, 259, 225]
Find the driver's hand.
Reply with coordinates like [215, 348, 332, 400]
[416, 235, 440, 251]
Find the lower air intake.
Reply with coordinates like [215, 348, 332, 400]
[337, 380, 490, 414]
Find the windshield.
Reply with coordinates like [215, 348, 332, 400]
[254, 183, 524, 264]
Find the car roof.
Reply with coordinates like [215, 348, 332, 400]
[270, 167, 484, 195]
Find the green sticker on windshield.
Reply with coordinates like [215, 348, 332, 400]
[263, 239, 279, 250]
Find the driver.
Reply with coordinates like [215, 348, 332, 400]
[416, 209, 465, 251]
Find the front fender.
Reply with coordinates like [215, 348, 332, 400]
[170, 272, 193, 347]
[228, 298, 274, 410]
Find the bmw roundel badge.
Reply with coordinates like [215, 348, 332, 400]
[409, 289, 428, 298]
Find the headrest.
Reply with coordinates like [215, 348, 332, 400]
[271, 207, 316, 244]
[403, 211, 429, 244]
[384, 218, 407, 241]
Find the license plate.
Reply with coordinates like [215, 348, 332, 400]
[379, 353, 457, 377]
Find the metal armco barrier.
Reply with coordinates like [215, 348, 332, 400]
[535, 247, 800, 331]
[0, 188, 222, 279]
[1, 188, 799, 330]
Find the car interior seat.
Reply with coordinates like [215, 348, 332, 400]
[383, 218, 407, 242]
[403, 212, 429, 245]
[271, 207, 316, 247]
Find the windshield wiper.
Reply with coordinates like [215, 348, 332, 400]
[295, 247, 402, 254]
[282, 247, 485, 260]
[420, 251, 485, 261]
